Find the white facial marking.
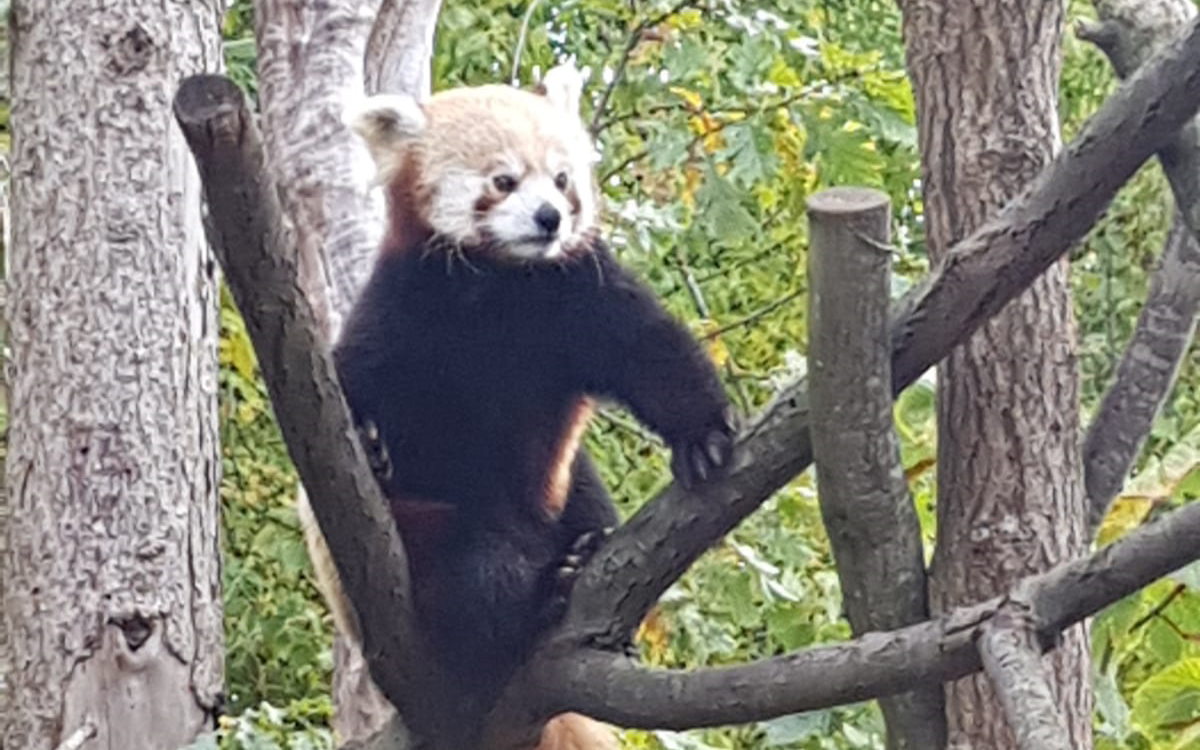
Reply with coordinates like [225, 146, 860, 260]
[485, 173, 574, 260]
[428, 167, 487, 244]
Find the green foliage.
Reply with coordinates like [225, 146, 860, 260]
[218, 285, 333, 717]
[213, 0, 1200, 748]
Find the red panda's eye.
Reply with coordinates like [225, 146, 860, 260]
[493, 174, 518, 193]
[554, 172, 570, 191]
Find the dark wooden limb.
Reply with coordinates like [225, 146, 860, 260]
[564, 13, 1200, 651]
[172, 73, 438, 733]
[515, 496, 1200, 728]
[806, 187, 944, 749]
[1077, 0, 1200, 531]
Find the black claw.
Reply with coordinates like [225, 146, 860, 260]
[690, 445, 709, 483]
[671, 451, 693, 489]
[706, 431, 732, 467]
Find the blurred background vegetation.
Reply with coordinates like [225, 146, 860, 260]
[211, 0, 1200, 747]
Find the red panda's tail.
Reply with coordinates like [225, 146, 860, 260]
[532, 713, 620, 750]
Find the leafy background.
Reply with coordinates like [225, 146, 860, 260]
[212, 0, 1200, 747]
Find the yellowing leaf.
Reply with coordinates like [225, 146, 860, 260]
[636, 608, 671, 665]
[669, 86, 703, 111]
[1096, 495, 1157, 546]
[707, 335, 729, 368]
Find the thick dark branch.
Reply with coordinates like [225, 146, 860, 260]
[526, 497, 1200, 728]
[1078, 0, 1200, 531]
[1084, 218, 1200, 527]
[566, 14, 1200, 648]
[978, 594, 1072, 750]
[172, 74, 438, 726]
[806, 187, 943, 749]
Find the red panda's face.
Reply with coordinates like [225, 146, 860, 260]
[348, 66, 598, 262]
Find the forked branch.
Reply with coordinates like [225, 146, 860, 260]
[563, 13, 1200, 650]
[507, 498, 1200, 728]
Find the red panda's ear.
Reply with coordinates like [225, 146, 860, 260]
[344, 94, 427, 167]
[535, 63, 585, 117]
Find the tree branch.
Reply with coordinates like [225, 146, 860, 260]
[365, 0, 442, 96]
[1078, 0, 1200, 531]
[978, 591, 1072, 750]
[514, 496, 1200, 729]
[563, 13, 1200, 650]
[1083, 217, 1200, 528]
[172, 73, 441, 732]
[806, 187, 944, 749]
[254, 0, 380, 329]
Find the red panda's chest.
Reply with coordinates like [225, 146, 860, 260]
[343, 252, 597, 517]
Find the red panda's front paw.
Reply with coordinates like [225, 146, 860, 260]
[357, 419, 394, 484]
[671, 416, 737, 490]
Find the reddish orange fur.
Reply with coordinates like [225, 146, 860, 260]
[542, 397, 595, 519]
[532, 714, 621, 750]
[382, 151, 433, 255]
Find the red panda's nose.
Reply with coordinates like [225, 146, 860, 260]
[534, 204, 561, 234]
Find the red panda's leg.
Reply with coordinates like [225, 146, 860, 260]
[571, 249, 737, 489]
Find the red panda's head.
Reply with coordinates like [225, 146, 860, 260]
[348, 65, 598, 262]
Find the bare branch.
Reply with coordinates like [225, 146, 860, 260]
[1079, 0, 1200, 531]
[564, 14, 1200, 650]
[365, 0, 442, 96]
[515, 497, 1200, 728]
[1084, 218, 1200, 527]
[979, 591, 1072, 750]
[254, 0, 380, 329]
[806, 187, 943, 749]
[172, 74, 440, 728]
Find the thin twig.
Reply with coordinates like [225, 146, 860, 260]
[703, 289, 804, 339]
[53, 722, 96, 750]
[589, 0, 705, 134]
[511, 0, 545, 84]
[1129, 581, 1187, 631]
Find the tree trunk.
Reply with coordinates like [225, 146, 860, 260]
[1, 1, 223, 748]
[901, 1, 1093, 748]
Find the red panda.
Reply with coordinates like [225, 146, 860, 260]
[304, 65, 736, 749]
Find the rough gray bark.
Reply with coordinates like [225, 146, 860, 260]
[365, 0, 442, 95]
[1079, 0, 1200, 532]
[564, 15, 1200, 650]
[1, 1, 224, 748]
[979, 596, 1072, 750]
[901, 1, 1092, 747]
[252, 0, 440, 743]
[255, 0, 379, 331]
[806, 188, 943, 749]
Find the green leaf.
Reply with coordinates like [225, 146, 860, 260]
[1095, 669, 1132, 742]
[694, 165, 757, 244]
[1132, 658, 1200, 731]
[759, 711, 831, 746]
[721, 122, 780, 186]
